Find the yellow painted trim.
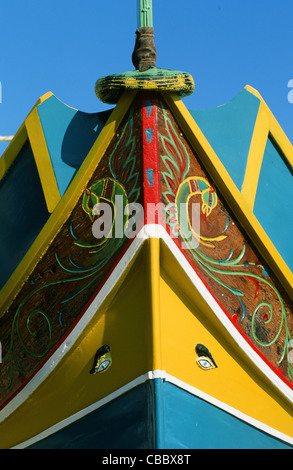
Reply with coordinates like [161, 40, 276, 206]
[0, 92, 53, 181]
[0, 125, 27, 180]
[163, 92, 293, 299]
[25, 107, 61, 213]
[245, 85, 293, 168]
[241, 100, 269, 210]
[149, 237, 162, 370]
[0, 90, 137, 317]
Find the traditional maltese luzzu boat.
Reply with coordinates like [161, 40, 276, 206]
[0, 1, 293, 449]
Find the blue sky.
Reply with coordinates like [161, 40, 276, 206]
[1, 0, 293, 153]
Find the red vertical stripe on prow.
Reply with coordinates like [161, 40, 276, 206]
[141, 92, 161, 225]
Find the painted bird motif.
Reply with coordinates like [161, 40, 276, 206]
[160, 106, 226, 249]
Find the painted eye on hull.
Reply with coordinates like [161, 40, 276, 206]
[90, 345, 112, 374]
[196, 356, 216, 370]
[97, 359, 111, 373]
[195, 344, 217, 371]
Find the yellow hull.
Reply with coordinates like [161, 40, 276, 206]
[1, 231, 292, 448]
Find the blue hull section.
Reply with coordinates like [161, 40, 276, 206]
[27, 379, 292, 449]
[27, 381, 156, 449]
[159, 381, 292, 449]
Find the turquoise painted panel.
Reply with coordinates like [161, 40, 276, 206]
[189, 89, 260, 190]
[0, 141, 49, 290]
[160, 381, 292, 449]
[253, 136, 293, 272]
[37, 96, 112, 196]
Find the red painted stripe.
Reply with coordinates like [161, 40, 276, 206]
[141, 92, 161, 225]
